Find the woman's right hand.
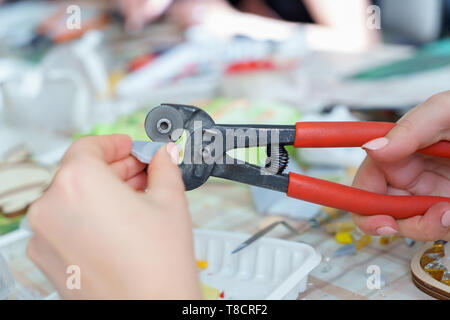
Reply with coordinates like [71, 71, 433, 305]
[352, 91, 450, 241]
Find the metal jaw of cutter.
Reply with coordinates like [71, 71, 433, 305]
[144, 103, 297, 192]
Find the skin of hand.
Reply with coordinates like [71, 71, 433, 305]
[26, 135, 202, 299]
[168, 0, 299, 40]
[168, 0, 378, 50]
[117, 0, 174, 31]
[303, 0, 380, 52]
[167, 0, 235, 29]
[352, 91, 450, 241]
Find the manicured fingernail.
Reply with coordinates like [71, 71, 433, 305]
[362, 137, 389, 151]
[441, 210, 450, 228]
[166, 143, 179, 164]
[376, 226, 397, 236]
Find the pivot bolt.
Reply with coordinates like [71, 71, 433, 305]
[156, 118, 172, 134]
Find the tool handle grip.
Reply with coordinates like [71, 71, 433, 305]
[287, 172, 450, 219]
[294, 122, 450, 158]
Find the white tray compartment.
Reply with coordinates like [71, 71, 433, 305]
[194, 229, 321, 300]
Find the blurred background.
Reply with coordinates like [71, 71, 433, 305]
[0, 0, 450, 300]
[1, 0, 450, 156]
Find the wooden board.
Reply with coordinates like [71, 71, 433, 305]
[411, 243, 449, 300]
[0, 163, 53, 216]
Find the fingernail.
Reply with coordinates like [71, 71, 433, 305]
[166, 143, 179, 164]
[362, 137, 389, 151]
[376, 226, 398, 236]
[441, 210, 450, 228]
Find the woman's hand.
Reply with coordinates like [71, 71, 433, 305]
[27, 135, 201, 299]
[352, 91, 450, 241]
[117, 0, 173, 31]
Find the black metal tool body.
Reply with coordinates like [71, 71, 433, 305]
[145, 103, 295, 193]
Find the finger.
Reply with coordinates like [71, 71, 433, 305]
[372, 155, 449, 196]
[146, 143, 185, 197]
[351, 157, 399, 235]
[424, 157, 450, 179]
[363, 91, 450, 163]
[110, 155, 147, 181]
[371, 154, 424, 190]
[396, 202, 450, 241]
[143, 0, 173, 20]
[127, 9, 147, 31]
[125, 0, 153, 31]
[351, 213, 399, 236]
[63, 135, 132, 165]
[352, 157, 388, 194]
[126, 171, 148, 191]
[119, 0, 140, 18]
[385, 186, 411, 195]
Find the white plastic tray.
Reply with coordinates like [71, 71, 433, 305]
[194, 229, 321, 300]
[0, 229, 59, 300]
[1, 228, 320, 300]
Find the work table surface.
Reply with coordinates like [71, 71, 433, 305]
[1, 180, 434, 299]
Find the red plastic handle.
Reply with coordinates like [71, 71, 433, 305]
[287, 172, 450, 219]
[294, 122, 450, 158]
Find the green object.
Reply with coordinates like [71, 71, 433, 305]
[76, 109, 149, 141]
[350, 38, 450, 80]
[0, 214, 23, 236]
[420, 38, 450, 56]
[80, 98, 303, 166]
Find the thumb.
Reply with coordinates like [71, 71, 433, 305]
[362, 92, 450, 163]
[147, 143, 185, 196]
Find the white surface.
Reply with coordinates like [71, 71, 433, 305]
[250, 160, 321, 220]
[0, 253, 14, 300]
[1, 228, 320, 300]
[194, 228, 321, 300]
[0, 229, 58, 300]
[0, 124, 71, 165]
[297, 106, 366, 167]
[0, 229, 31, 251]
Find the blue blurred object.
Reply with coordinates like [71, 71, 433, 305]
[350, 37, 450, 80]
[379, 0, 444, 45]
[446, 0, 450, 31]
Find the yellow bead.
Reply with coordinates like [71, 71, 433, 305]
[424, 262, 445, 281]
[441, 272, 450, 286]
[335, 232, 353, 244]
[355, 234, 371, 250]
[379, 237, 390, 245]
[196, 260, 208, 270]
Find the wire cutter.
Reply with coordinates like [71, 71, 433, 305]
[144, 103, 450, 219]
